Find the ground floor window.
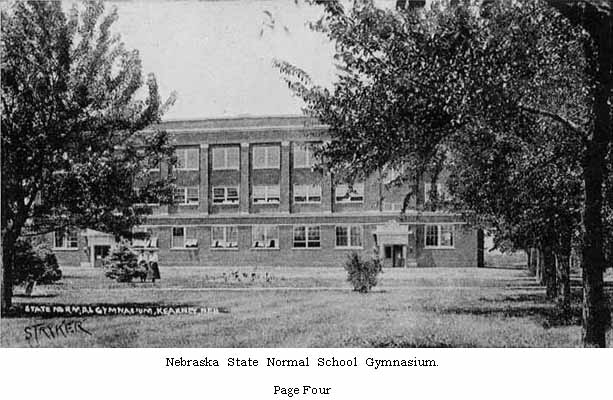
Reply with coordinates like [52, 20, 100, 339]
[335, 225, 363, 248]
[54, 229, 78, 249]
[425, 224, 454, 248]
[293, 225, 320, 248]
[252, 225, 279, 248]
[172, 226, 198, 248]
[211, 225, 238, 248]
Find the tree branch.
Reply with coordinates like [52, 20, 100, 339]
[518, 103, 586, 136]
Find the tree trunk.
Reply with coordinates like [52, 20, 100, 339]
[543, 246, 557, 300]
[1, 229, 17, 314]
[579, 7, 612, 348]
[535, 248, 543, 284]
[556, 253, 572, 321]
[526, 248, 534, 275]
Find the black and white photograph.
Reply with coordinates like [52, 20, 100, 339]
[1, 0, 612, 358]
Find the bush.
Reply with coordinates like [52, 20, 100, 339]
[344, 252, 382, 293]
[104, 245, 145, 282]
[13, 239, 62, 286]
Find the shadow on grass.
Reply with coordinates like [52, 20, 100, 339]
[345, 335, 477, 348]
[432, 304, 583, 328]
[13, 294, 58, 299]
[435, 285, 587, 328]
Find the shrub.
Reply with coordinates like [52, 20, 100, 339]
[13, 239, 62, 286]
[104, 245, 144, 283]
[344, 252, 382, 293]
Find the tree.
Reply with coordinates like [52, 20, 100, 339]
[281, 0, 611, 345]
[1, 0, 176, 313]
[542, 0, 612, 347]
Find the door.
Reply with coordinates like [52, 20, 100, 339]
[93, 245, 110, 267]
[392, 245, 405, 268]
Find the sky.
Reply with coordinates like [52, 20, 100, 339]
[106, 0, 341, 120]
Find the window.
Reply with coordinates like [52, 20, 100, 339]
[383, 164, 406, 184]
[253, 145, 280, 169]
[424, 182, 448, 203]
[211, 226, 238, 248]
[171, 226, 198, 248]
[175, 148, 199, 170]
[174, 187, 199, 205]
[251, 225, 279, 248]
[425, 224, 454, 248]
[54, 229, 78, 249]
[293, 225, 321, 248]
[253, 185, 280, 204]
[335, 225, 363, 248]
[132, 226, 157, 248]
[293, 143, 316, 168]
[212, 146, 239, 170]
[212, 186, 239, 204]
[293, 184, 321, 203]
[335, 183, 364, 203]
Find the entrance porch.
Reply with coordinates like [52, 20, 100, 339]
[373, 220, 417, 268]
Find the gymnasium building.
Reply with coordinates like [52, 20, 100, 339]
[50, 115, 484, 269]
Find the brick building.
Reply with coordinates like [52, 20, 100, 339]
[50, 115, 483, 269]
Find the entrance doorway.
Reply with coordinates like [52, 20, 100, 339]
[384, 245, 405, 268]
[93, 245, 110, 268]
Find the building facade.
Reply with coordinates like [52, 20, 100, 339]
[50, 116, 483, 269]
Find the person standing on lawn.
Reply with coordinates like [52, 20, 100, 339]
[148, 250, 160, 283]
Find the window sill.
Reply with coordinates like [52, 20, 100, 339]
[252, 166, 280, 170]
[424, 246, 455, 250]
[213, 202, 239, 206]
[178, 203, 199, 206]
[253, 202, 280, 205]
[174, 168, 199, 172]
[210, 247, 239, 251]
[250, 247, 280, 251]
[294, 201, 322, 205]
[211, 168, 240, 171]
[292, 247, 322, 250]
[170, 247, 199, 251]
[53, 247, 79, 251]
[335, 247, 364, 250]
[335, 201, 364, 204]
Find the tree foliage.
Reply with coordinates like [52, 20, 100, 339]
[1, 0, 176, 311]
[280, 0, 612, 345]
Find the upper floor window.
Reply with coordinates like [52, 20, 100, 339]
[293, 184, 322, 203]
[425, 224, 454, 249]
[293, 225, 321, 248]
[211, 226, 238, 249]
[212, 186, 239, 205]
[253, 145, 280, 169]
[212, 146, 239, 170]
[335, 225, 363, 248]
[252, 225, 279, 249]
[253, 185, 280, 204]
[174, 186, 199, 205]
[335, 183, 364, 203]
[54, 229, 78, 249]
[172, 226, 198, 248]
[382, 164, 406, 184]
[293, 143, 316, 168]
[175, 147, 199, 170]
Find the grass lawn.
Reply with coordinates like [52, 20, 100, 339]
[2, 266, 612, 347]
